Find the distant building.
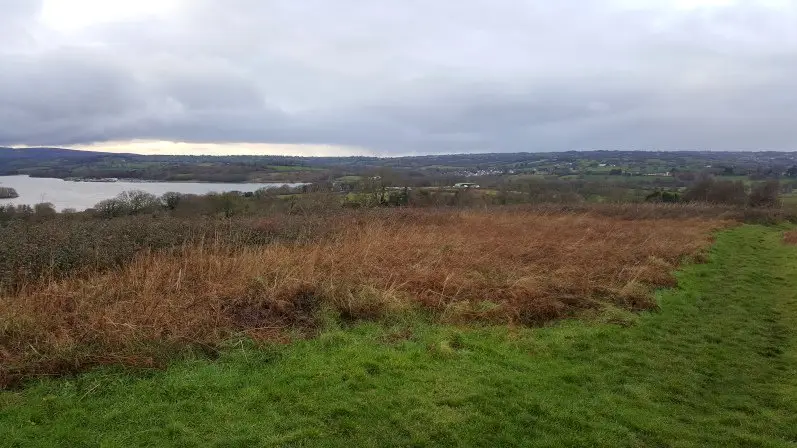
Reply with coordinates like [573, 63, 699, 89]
[453, 182, 480, 189]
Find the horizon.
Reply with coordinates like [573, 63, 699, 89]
[6, 144, 797, 159]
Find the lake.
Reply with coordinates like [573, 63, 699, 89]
[0, 175, 306, 211]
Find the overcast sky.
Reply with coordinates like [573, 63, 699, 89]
[1, 0, 796, 155]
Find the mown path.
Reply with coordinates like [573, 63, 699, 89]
[1, 225, 796, 447]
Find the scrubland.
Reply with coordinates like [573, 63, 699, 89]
[0, 205, 730, 387]
[2, 225, 796, 447]
[2, 193, 797, 447]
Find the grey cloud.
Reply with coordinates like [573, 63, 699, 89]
[0, 0, 796, 152]
[0, 0, 42, 48]
[0, 47, 148, 144]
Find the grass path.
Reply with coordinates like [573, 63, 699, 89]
[1, 225, 796, 447]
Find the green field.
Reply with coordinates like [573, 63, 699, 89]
[335, 175, 364, 182]
[1, 226, 796, 447]
[267, 165, 323, 172]
[781, 193, 797, 206]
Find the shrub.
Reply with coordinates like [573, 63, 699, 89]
[33, 202, 56, 218]
[93, 198, 129, 218]
[161, 192, 182, 210]
[0, 187, 18, 199]
[749, 180, 780, 208]
[0, 215, 307, 295]
[683, 177, 747, 206]
[645, 190, 680, 203]
[117, 190, 161, 214]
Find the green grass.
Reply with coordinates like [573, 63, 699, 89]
[335, 176, 364, 183]
[267, 165, 323, 172]
[419, 165, 464, 170]
[781, 193, 797, 206]
[2, 226, 796, 447]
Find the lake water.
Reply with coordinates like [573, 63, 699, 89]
[0, 175, 306, 211]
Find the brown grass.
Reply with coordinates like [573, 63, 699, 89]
[0, 208, 729, 386]
[785, 230, 797, 246]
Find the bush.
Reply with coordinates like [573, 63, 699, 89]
[93, 191, 161, 218]
[117, 190, 161, 214]
[161, 192, 182, 210]
[645, 190, 680, 203]
[683, 177, 747, 206]
[0, 187, 18, 199]
[93, 198, 129, 218]
[33, 202, 56, 218]
[748, 180, 780, 208]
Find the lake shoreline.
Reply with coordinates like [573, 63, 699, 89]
[0, 175, 308, 211]
[55, 175, 304, 185]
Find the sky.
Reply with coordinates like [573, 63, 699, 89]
[1, 0, 796, 156]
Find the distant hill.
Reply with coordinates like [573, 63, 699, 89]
[0, 147, 122, 161]
[0, 146, 330, 183]
[2, 146, 796, 184]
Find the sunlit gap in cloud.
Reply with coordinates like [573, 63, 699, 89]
[66, 140, 377, 157]
[39, 0, 181, 32]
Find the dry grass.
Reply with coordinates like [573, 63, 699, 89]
[785, 230, 797, 246]
[0, 208, 729, 386]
